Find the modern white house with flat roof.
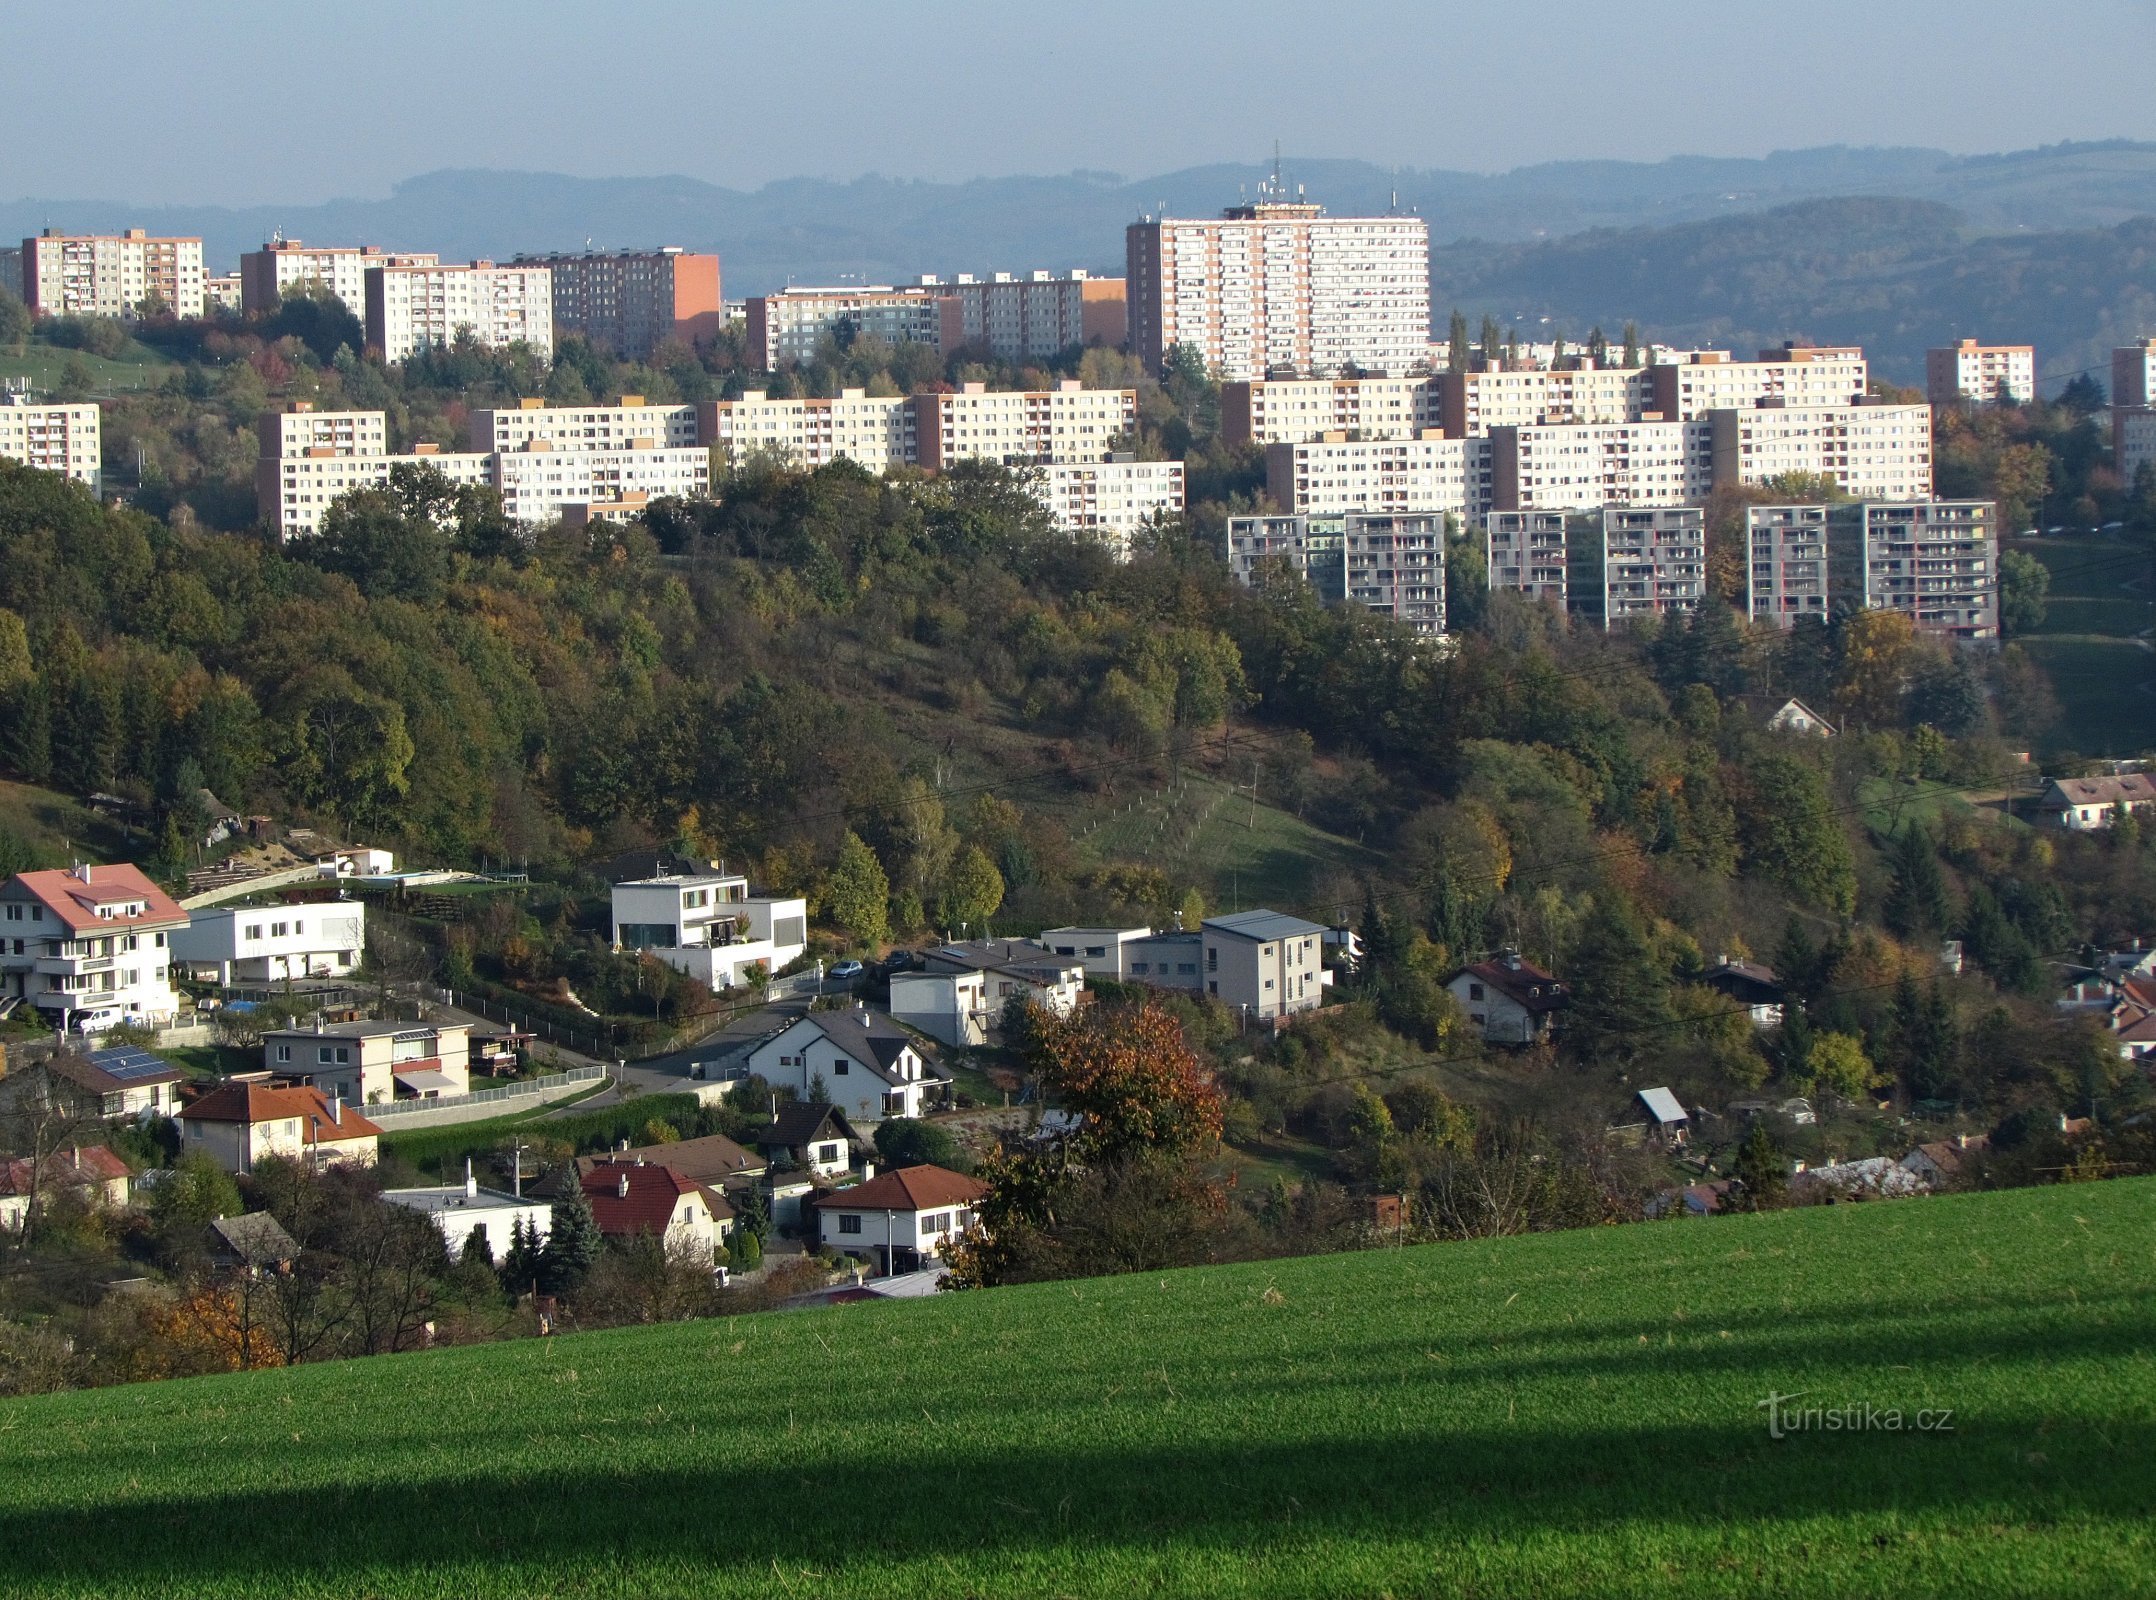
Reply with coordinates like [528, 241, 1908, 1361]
[1200, 911, 1331, 1021]
[263, 1019, 472, 1106]
[169, 900, 365, 986]
[383, 1165, 553, 1265]
[609, 871, 807, 991]
[1035, 926, 1154, 979]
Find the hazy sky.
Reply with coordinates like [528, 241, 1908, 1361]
[7, 0, 2155, 205]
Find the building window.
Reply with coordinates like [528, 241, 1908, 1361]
[275, 1044, 291, 1063]
[838, 1215, 862, 1235]
[816, 1142, 840, 1163]
[1469, 983, 1485, 1001]
[833, 1059, 849, 1075]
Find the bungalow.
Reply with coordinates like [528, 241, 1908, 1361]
[1446, 952, 1568, 1044]
[812, 1164, 987, 1277]
[0, 1044, 186, 1123]
[743, 1008, 946, 1125]
[921, 940, 1086, 1020]
[1704, 958, 1785, 1028]
[2035, 773, 2156, 830]
[580, 1159, 733, 1263]
[176, 1079, 382, 1174]
[382, 1164, 554, 1264]
[206, 1212, 299, 1272]
[0, 1145, 131, 1231]
[262, 1019, 472, 1106]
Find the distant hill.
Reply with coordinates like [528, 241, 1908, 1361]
[6, 140, 2156, 295]
[1433, 197, 2156, 387]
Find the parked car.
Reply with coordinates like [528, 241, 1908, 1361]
[829, 959, 865, 981]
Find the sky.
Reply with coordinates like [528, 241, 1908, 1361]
[6, 0, 2155, 205]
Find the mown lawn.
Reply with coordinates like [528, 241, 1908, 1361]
[2, 1178, 2151, 1598]
[2017, 636, 2156, 756]
[0, 340, 177, 395]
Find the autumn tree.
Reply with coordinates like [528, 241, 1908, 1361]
[823, 831, 891, 949]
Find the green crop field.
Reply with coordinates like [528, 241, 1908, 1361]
[3, 1178, 2152, 1598]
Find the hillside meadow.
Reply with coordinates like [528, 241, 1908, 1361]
[1, 1178, 2150, 1598]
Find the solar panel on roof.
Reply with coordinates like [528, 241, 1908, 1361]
[87, 1045, 178, 1082]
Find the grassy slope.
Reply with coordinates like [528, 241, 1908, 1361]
[0, 778, 139, 866]
[2010, 537, 2156, 756]
[3, 1179, 2151, 1599]
[0, 339, 177, 396]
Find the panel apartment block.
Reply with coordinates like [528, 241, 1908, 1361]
[744, 288, 962, 372]
[514, 248, 723, 358]
[1226, 512, 1446, 636]
[1037, 460, 1185, 557]
[1925, 340, 2036, 407]
[1220, 377, 1435, 447]
[22, 228, 206, 318]
[491, 446, 711, 526]
[1707, 403, 1932, 500]
[239, 240, 439, 318]
[1433, 365, 1648, 437]
[1744, 504, 1834, 629]
[912, 382, 1137, 469]
[2119, 407, 2156, 492]
[1126, 197, 1429, 381]
[1489, 420, 1703, 511]
[924, 271, 1127, 362]
[1265, 433, 1482, 517]
[469, 397, 701, 454]
[1647, 347, 1868, 420]
[699, 390, 916, 473]
[0, 397, 101, 491]
[364, 261, 554, 364]
[1746, 501, 1996, 641]
[1565, 507, 1706, 630]
[2114, 342, 2156, 464]
[1483, 511, 1569, 607]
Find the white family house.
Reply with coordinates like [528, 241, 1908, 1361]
[580, 1158, 733, 1262]
[0, 864, 190, 1034]
[175, 1079, 382, 1174]
[893, 940, 1085, 1046]
[169, 899, 366, 986]
[1034, 926, 1158, 979]
[744, 1008, 946, 1124]
[1094, 911, 1330, 1023]
[1447, 952, 1569, 1044]
[263, 1019, 472, 1105]
[812, 1164, 987, 1276]
[383, 1164, 553, 1264]
[2035, 774, 2156, 831]
[610, 870, 808, 991]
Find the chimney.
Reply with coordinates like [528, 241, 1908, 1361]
[330, 1092, 342, 1125]
[617, 1173, 631, 1199]
[465, 1157, 477, 1199]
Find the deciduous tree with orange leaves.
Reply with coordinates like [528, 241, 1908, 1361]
[1034, 999, 1224, 1161]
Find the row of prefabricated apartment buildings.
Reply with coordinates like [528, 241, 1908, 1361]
[1228, 500, 1999, 641]
[253, 384, 1183, 548]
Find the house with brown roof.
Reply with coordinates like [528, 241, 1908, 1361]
[812, 1164, 987, 1276]
[1704, 958, 1785, 1028]
[2035, 773, 2156, 830]
[579, 1158, 734, 1263]
[0, 863, 191, 1033]
[1445, 951, 1568, 1044]
[0, 1145, 131, 1231]
[570, 1132, 765, 1191]
[1899, 1134, 1988, 1191]
[175, 1079, 382, 1174]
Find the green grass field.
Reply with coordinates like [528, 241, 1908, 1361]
[0, 778, 140, 867]
[3, 1178, 2151, 1597]
[0, 339, 177, 396]
[2007, 538, 2156, 755]
[1059, 773, 1384, 911]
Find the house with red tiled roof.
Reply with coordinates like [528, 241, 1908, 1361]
[812, 1164, 987, 1276]
[580, 1158, 734, 1263]
[175, 1079, 382, 1174]
[0, 863, 190, 1033]
[0, 1145, 131, 1231]
[1445, 951, 1568, 1044]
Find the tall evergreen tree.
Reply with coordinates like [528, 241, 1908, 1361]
[541, 1183, 603, 1295]
[1567, 895, 1671, 1061]
[1883, 825, 1951, 940]
[1447, 309, 1470, 373]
